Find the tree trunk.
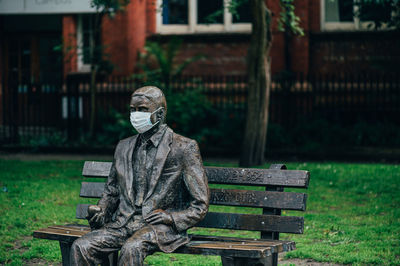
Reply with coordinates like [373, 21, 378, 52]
[88, 67, 97, 138]
[239, 0, 272, 167]
[88, 13, 101, 138]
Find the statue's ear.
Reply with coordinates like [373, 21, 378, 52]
[157, 107, 165, 121]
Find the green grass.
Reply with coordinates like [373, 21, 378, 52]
[0, 160, 399, 265]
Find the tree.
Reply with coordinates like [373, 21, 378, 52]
[239, 0, 271, 167]
[239, 0, 303, 166]
[150, 0, 302, 166]
[86, 0, 130, 138]
[135, 37, 204, 90]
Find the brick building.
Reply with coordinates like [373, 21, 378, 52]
[1, 0, 398, 85]
[0, 0, 398, 144]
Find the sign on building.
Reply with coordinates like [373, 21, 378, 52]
[0, 0, 96, 14]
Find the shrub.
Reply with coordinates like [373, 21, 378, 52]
[165, 88, 214, 143]
[95, 108, 133, 146]
[19, 132, 67, 149]
[267, 117, 400, 152]
[93, 88, 246, 154]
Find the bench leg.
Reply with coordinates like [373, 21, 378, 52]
[110, 251, 118, 265]
[100, 251, 119, 266]
[271, 253, 278, 266]
[59, 241, 71, 266]
[59, 241, 118, 266]
[221, 256, 273, 266]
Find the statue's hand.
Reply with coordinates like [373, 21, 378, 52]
[86, 205, 105, 230]
[144, 209, 173, 225]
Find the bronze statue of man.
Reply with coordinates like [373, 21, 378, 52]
[70, 86, 209, 265]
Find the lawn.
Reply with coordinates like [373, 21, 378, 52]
[0, 159, 399, 265]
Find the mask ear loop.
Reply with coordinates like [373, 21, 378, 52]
[151, 107, 164, 126]
[150, 106, 164, 128]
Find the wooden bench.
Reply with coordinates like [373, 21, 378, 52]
[33, 161, 309, 266]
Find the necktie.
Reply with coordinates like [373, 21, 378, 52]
[135, 139, 148, 207]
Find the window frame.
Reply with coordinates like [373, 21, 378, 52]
[76, 14, 94, 72]
[156, 0, 251, 34]
[321, 0, 391, 31]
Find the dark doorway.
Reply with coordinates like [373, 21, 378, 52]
[1, 15, 63, 143]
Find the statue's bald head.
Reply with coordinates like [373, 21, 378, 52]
[132, 86, 167, 111]
[131, 86, 167, 125]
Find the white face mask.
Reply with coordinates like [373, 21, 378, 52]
[130, 107, 163, 134]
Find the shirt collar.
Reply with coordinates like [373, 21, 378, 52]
[147, 124, 167, 148]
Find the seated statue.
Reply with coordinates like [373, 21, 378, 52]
[70, 86, 210, 265]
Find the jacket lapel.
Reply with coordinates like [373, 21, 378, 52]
[144, 127, 173, 201]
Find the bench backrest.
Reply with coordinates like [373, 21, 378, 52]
[77, 161, 309, 237]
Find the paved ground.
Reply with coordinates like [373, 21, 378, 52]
[0, 152, 239, 165]
[2, 146, 400, 164]
[0, 151, 114, 161]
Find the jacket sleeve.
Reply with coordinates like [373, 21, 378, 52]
[97, 146, 121, 222]
[170, 140, 209, 232]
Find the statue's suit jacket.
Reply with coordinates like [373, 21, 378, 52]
[97, 126, 209, 253]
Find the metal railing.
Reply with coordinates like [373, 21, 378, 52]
[1, 72, 399, 144]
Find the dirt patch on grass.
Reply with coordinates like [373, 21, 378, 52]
[23, 258, 61, 266]
[279, 254, 344, 266]
[9, 236, 31, 253]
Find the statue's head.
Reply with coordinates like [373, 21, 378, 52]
[130, 86, 167, 133]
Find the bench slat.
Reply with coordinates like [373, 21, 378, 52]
[33, 227, 86, 242]
[33, 225, 295, 258]
[49, 225, 90, 232]
[207, 167, 309, 188]
[36, 224, 295, 251]
[210, 189, 307, 210]
[76, 205, 303, 234]
[196, 212, 304, 234]
[190, 235, 295, 253]
[82, 161, 112, 177]
[76, 204, 90, 219]
[176, 241, 271, 258]
[82, 161, 309, 188]
[80, 182, 105, 198]
[80, 182, 307, 211]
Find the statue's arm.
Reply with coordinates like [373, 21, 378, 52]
[87, 161, 119, 229]
[97, 161, 120, 220]
[170, 140, 210, 232]
[88, 144, 121, 229]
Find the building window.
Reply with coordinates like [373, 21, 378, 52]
[157, 0, 251, 34]
[325, 0, 353, 22]
[77, 14, 96, 71]
[322, 0, 393, 31]
[162, 0, 188, 24]
[197, 0, 224, 24]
